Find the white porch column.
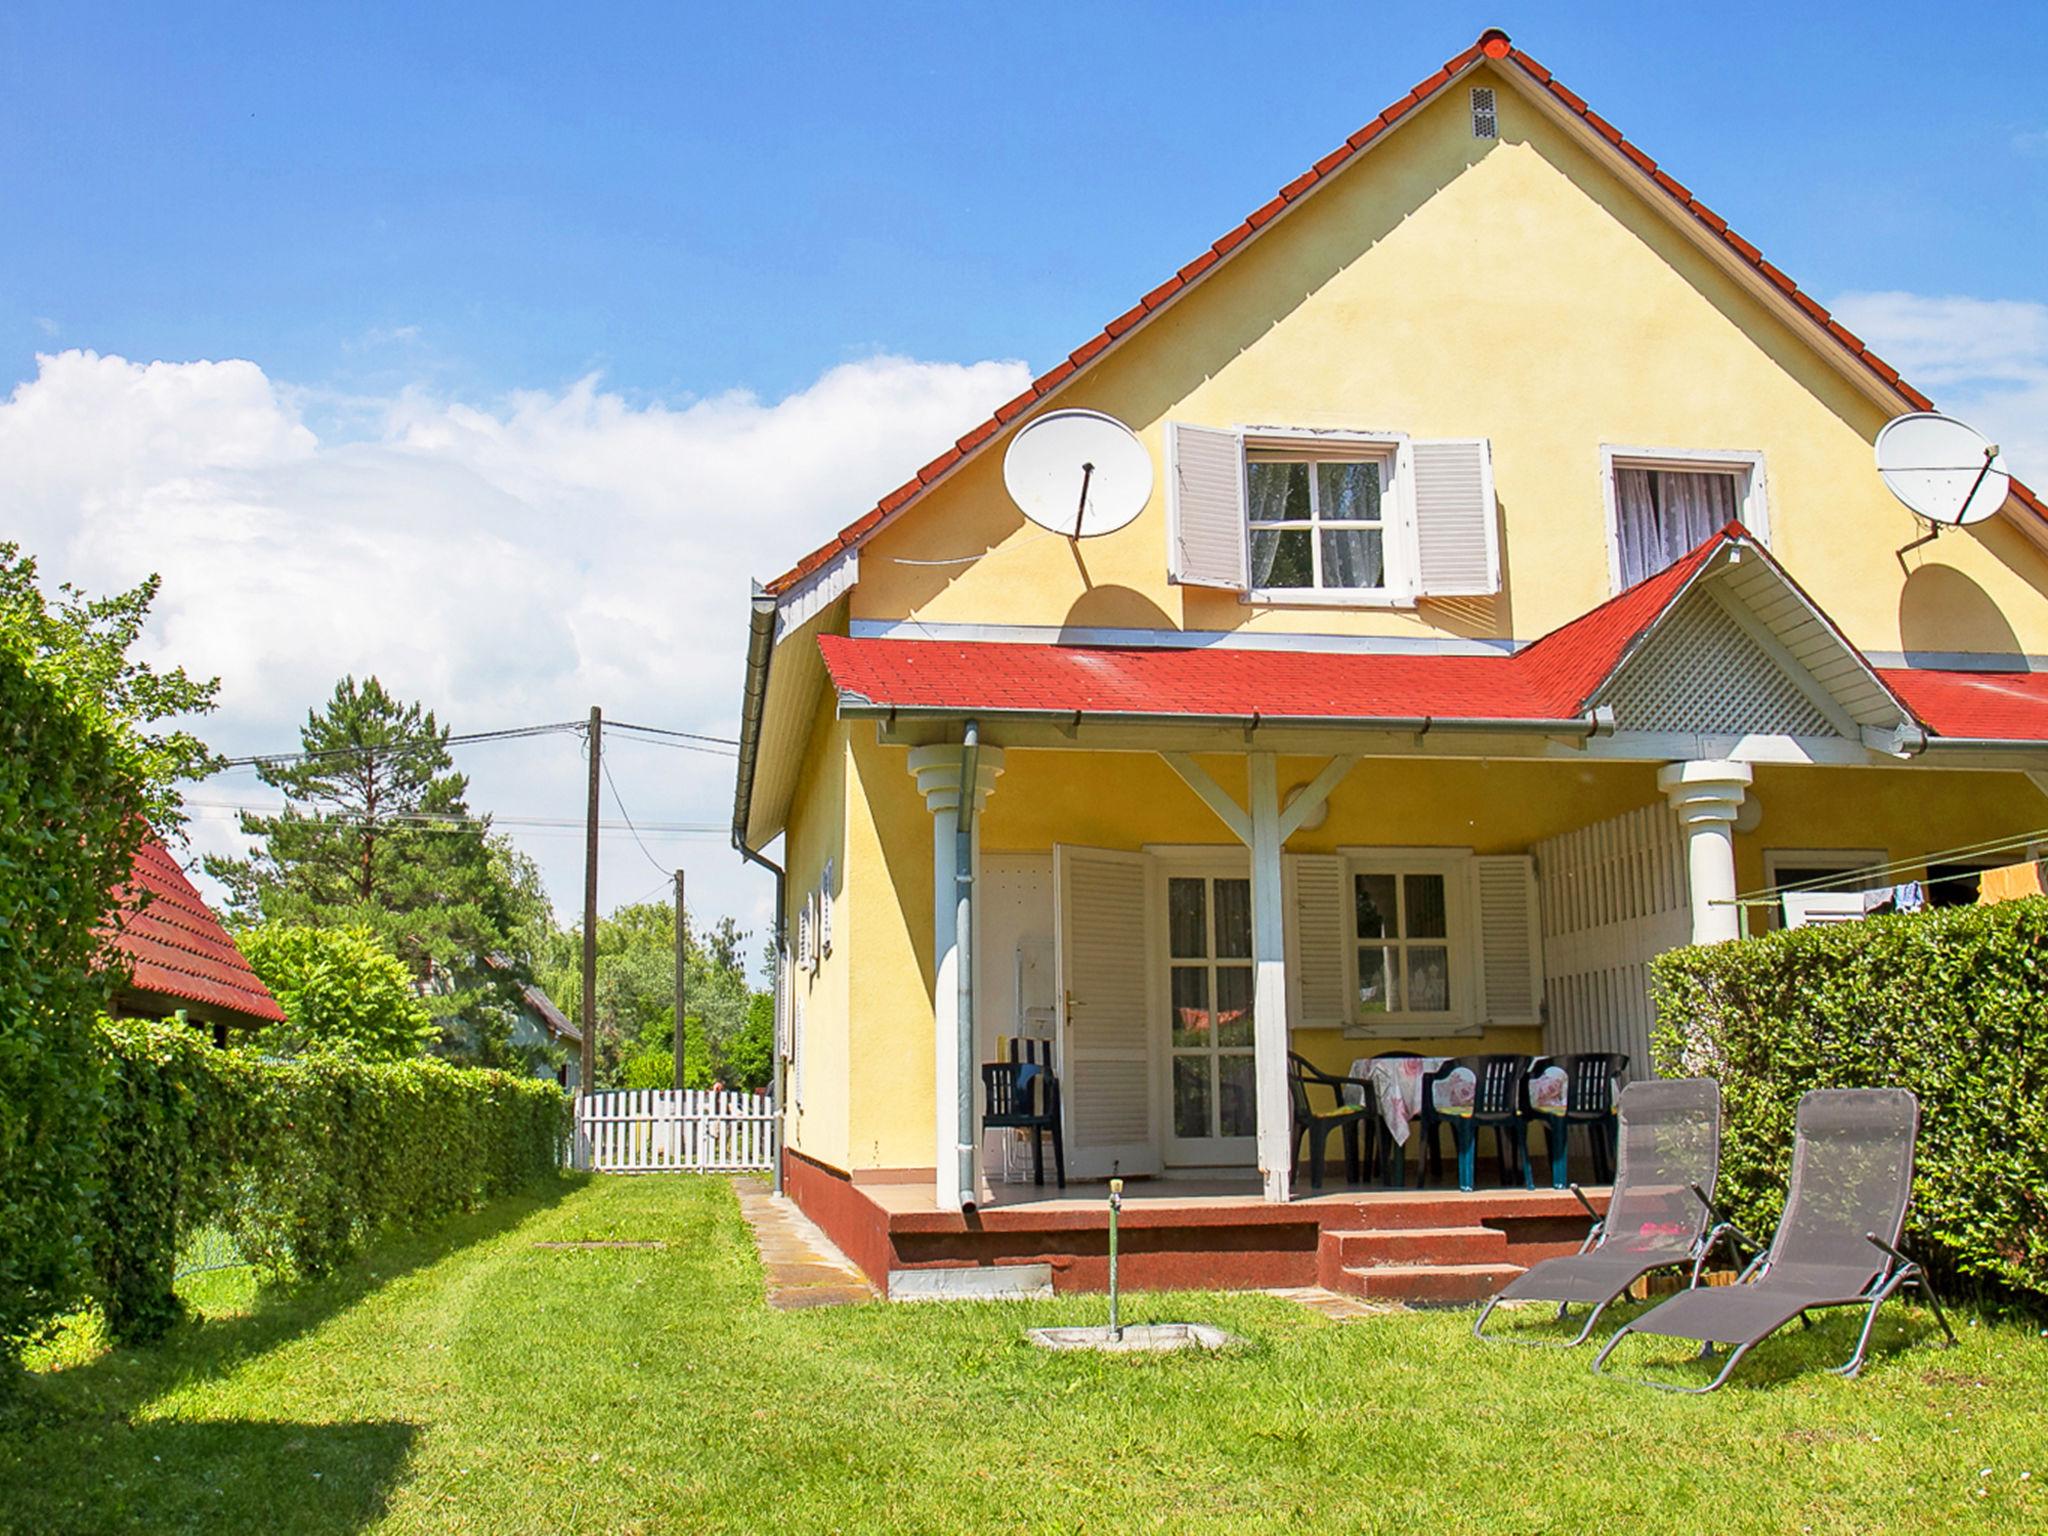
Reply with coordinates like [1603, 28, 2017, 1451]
[907, 743, 1004, 1210]
[1246, 753, 1292, 1203]
[1657, 759, 1753, 946]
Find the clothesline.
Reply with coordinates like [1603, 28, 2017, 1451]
[1721, 825, 2048, 909]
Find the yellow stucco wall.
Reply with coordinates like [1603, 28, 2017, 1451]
[782, 694, 850, 1170]
[847, 62, 2048, 657]
[777, 61, 2048, 1174]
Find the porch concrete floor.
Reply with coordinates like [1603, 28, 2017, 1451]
[866, 1174, 1608, 1217]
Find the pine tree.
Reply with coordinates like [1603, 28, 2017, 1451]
[205, 675, 536, 1063]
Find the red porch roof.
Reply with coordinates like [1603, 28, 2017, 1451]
[104, 835, 285, 1028]
[763, 27, 2046, 600]
[820, 525, 2048, 743]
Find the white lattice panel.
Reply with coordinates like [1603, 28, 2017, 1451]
[1601, 590, 1836, 736]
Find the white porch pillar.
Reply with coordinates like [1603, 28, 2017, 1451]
[1245, 753, 1292, 1203]
[907, 743, 1004, 1210]
[1658, 759, 1753, 946]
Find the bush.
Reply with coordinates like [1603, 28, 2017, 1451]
[92, 1016, 570, 1341]
[239, 923, 437, 1061]
[1651, 898, 2048, 1307]
[0, 545, 218, 1374]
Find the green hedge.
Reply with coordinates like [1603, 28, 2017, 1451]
[1651, 897, 2048, 1307]
[93, 1017, 570, 1341]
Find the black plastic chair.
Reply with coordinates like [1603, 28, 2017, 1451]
[1288, 1053, 1376, 1190]
[1424, 1053, 1534, 1190]
[981, 1060, 1064, 1188]
[1524, 1052, 1628, 1188]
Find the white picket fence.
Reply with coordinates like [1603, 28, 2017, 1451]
[572, 1089, 777, 1173]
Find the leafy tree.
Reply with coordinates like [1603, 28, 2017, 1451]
[238, 925, 437, 1061]
[0, 543, 218, 1373]
[205, 676, 536, 1065]
[537, 898, 769, 1090]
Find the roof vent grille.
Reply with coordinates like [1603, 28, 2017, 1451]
[1471, 86, 1498, 140]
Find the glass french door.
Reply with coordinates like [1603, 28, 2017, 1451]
[1164, 872, 1257, 1165]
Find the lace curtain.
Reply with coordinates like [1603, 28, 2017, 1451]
[1615, 468, 1739, 587]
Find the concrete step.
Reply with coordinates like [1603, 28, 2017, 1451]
[1335, 1261, 1524, 1306]
[1322, 1224, 1512, 1268]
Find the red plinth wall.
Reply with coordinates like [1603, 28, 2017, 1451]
[782, 1150, 1605, 1303]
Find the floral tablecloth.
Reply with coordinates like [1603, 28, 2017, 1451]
[1346, 1057, 1574, 1145]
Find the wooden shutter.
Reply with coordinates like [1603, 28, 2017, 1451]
[1054, 845, 1159, 1176]
[1284, 854, 1351, 1028]
[1412, 437, 1499, 597]
[1165, 421, 1249, 590]
[1472, 854, 1542, 1025]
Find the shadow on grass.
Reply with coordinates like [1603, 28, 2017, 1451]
[0, 1175, 584, 1523]
[0, 1415, 417, 1536]
[1588, 1303, 1956, 1391]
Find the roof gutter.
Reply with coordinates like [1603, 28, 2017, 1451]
[840, 699, 1617, 738]
[732, 582, 790, 1195]
[1913, 735, 2048, 754]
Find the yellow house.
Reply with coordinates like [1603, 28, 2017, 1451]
[730, 29, 2048, 1281]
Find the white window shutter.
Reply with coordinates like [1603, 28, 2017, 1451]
[1472, 855, 1542, 1024]
[1284, 854, 1351, 1028]
[819, 859, 834, 957]
[1412, 437, 1499, 597]
[1165, 421, 1249, 590]
[792, 990, 805, 1106]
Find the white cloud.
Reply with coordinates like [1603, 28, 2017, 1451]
[2, 347, 1031, 941]
[1831, 290, 2048, 482]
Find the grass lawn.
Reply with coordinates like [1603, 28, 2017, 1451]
[3, 1175, 2042, 1534]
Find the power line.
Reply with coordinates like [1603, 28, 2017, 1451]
[600, 757, 676, 881]
[609, 720, 740, 749]
[217, 720, 585, 770]
[182, 800, 725, 836]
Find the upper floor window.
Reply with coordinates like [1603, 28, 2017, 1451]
[1603, 446, 1768, 591]
[1166, 422, 1498, 604]
[1247, 449, 1391, 595]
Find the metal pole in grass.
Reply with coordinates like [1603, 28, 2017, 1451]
[1108, 1177, 1123, 1340]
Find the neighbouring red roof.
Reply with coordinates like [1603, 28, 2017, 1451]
[104, 835, 286, 1027]
[763, 27, 2045, 598]
[820, 524, 2048, 744]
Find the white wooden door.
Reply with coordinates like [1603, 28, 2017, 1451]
[1054, 844, 1160, 1177]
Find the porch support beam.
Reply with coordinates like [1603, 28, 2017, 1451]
[1278, 754, 1358, 842]
[1658, 759, 1752, 946]
[1161, 752, 1252, 842]
[908, 740, 1005, 1211]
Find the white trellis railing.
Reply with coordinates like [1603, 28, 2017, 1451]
[572, 1089, 777, 1173]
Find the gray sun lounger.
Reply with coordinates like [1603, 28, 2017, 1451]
[1474, 1077, 1729, 1346]
[1593, 1087, 1957, 1392]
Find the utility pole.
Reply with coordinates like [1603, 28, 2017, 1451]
[580, 706, 601, 1104]
[684, 868, 700, 1097]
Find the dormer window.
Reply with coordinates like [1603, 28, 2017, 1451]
[1602, 446, 1769, 590]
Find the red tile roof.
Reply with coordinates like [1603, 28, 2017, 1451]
[762, 27, 2045, 598]
[820, 522, 2048, 743]
[104, 835, 285, 1027]
[1877, 668, 2048, 742]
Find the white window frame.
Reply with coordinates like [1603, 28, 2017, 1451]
[1600, 445, 1770, 594]
[1337, 846, 1476, 1034]
[1760, 847, 1885, 931]
[1240, 427, 1416, 608]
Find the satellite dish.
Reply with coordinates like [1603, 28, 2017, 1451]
[1875, 412, 2009, 528]
[1002, 409, 1153, 538]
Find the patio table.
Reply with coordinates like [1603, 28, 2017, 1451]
[1343, 1056, 1583, 1188]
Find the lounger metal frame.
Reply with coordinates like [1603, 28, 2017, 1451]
[1591, 1231, 1959, 1392]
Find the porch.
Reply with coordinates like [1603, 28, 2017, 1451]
[784, 1150, 1608, 1303]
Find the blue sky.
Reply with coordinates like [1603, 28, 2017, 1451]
[4, 2, 2045, 930]
[7, 1, 2044, 405]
